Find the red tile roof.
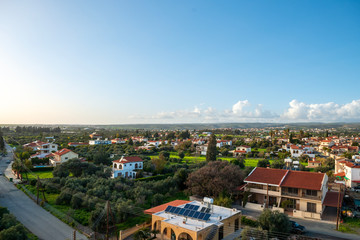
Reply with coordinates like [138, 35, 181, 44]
[280, 171, 325, 191]
[144, 200, 191, 215]
[113, 156, 143, 163]
[323, 191, 344, 208]
[53, 148, 72, 156]
[244, 167, 288, 186]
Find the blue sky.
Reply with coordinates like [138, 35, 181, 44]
[1, 0, 360, 124]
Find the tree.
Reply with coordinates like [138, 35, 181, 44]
[258, 209, 291, 234]
[186, 161, 244, 198]
[270, 160, 284, 169]
[257, 159, 270, 168]
[0, 224, 27, 240]
[206, 134, 217, 162]
[151, 157, 166, 174]
[178, 151, 185, 160]
[179, 130, 190, 139]
[127, 138, 134, 146]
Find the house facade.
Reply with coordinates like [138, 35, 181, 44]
[334, 159, 360, 188]
[112, 156, 143, 179]
[24, 140, 58, 159]
[49, 148, 79, 166]
[148, 199, 241, 240]
[244, 167, 328, 220]
[89, 139, 111, 145]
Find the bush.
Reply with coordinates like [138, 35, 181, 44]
[241, 216, 258, 227]
[258, 209, 291, 234]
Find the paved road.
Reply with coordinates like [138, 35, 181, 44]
[238, 206, 359, 240]
[0, 144, 87, 240]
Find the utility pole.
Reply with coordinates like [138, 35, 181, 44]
[73, 230, 76, 240]
[266, 184, 269, 208]
[336, 184, 343, 230]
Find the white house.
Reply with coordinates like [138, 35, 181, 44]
[89, 138, 112, 145]
[335, 159, 360, 188]
[111, 138, 126, 144]
[216, 140, 232, 148]
[49, 148, 79, 166]
[24, 140, 58, 159]
[112, 156, 143, 179]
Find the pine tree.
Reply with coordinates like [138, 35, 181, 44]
[206, 134, 217, 161]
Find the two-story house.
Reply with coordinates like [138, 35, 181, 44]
[49, 148, 79, 166]
[112, 156, 143, 179]
[24, 140, 58, 159]
[244, 167, 329, 220]
[233, 145, 251, 157]
[334, 159, 360, 188]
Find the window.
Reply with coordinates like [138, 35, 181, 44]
[288, 188, 298, 194]
[307, 202, 316, 213]
[306, 190, 317, 196]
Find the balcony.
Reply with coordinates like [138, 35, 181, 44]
[301, 194, 321, 201]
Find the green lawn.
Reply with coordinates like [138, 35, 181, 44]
[24, 171, 53, 180]
[151, 153, 273, 167]
[339, 217, 360, 234]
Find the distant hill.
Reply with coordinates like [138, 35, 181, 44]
[2, 122, 360, 130]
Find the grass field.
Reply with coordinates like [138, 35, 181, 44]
[24, 171, 53, 180]
[150, 152, 279, 167]
[151, 152, 308, 168]
[339, 217, 360, 234]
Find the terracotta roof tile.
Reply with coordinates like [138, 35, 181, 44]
[280, 171, 325, 190]
[244, 167, 288, 186]
[144, 200, 191, 215]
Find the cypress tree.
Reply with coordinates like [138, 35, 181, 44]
[206, 133, 217, 161]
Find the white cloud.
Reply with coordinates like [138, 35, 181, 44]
[282, 99, 360, 121]
[127, 99, 360, 123]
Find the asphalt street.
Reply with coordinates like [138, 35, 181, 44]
[238, 206, 359, 240]
[0, 144, 87, 240]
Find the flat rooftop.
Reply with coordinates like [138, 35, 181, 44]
[153, 200, 240, 232]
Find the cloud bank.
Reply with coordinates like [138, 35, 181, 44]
[129, 99, 360, 123]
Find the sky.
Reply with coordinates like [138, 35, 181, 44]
[0, 0, 360, 124]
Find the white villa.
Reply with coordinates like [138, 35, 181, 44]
[49, 148, 79, 166]
[24, 140, 58, 159]
[112, 156, 143, 179]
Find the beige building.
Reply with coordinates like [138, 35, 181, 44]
[244, 167, 330, 220]
[147, 199, 241, 240]
[49, 148, 79, 166]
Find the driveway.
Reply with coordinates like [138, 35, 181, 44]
[0, 144, 87, 240]
[235, 205, 359, 240]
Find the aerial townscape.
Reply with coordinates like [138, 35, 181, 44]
[1, 1, 360, 240]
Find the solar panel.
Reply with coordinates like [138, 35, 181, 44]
[184, 209, 190, 216]
[203, 213, 211, 221]
[198, 212, 205, 219]
[205, 208, 211, 213]
[188, 210, 196, 218]
[179, 209, 185, 215]
[200, 207, 206, 212]
[193, 211, 200, 219]
[165, 206, 172, 212]
[174, 207, 181, 214]
[169, 206, 176, 213]
[184, 204, 191, 209]
[193, 206, 200, 211]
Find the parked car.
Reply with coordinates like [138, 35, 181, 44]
[290, 220, 306, 234]
[352, 186, 360, 193]
[6, 160, 10, 164]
